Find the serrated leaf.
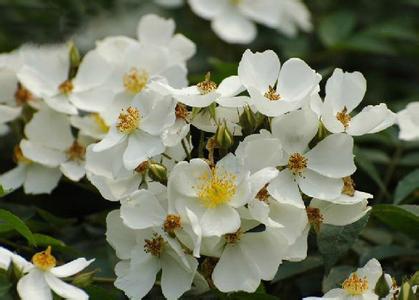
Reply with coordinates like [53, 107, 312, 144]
[394, 169, 419, 204]
[372, 205, 419, 240]
[0, 209, 36, 246]
[317, 213, 370, 271]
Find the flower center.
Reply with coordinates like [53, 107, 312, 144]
[336, 106, 351, 129]
[58, 80, 73, 95]
[123, 68, 149, 94]
[288, 153, 308, 176]
[256, 184, 270, 203]
[67, 141, 85, 161]
[306, 207, 323, 232]
[224, 228, 242, 244]
[163, 214, 182, 234]
[15, 83, 33, 105]
[32, 246, 56, 271]
[196, 167, 237, 208]
[342, 273, 369, 295]
[342, 176, 355, 196]
[13, 145, 31, 164]
[91, 113, 109, 133]
[197, 72, 217, 95]
[175, 103, 189, 120]
[116, 107, 140, 134]
[144, 233, 165, 257]
[264, 85, 281, 101]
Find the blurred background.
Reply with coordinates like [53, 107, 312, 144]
[0, 0, 419, 299]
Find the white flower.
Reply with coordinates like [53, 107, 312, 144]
[168, 153, 252, 237]
[275, 0, 312, 37]
[321, 69, 396, 136]
[267, 109, 356, 206]
[238, 49, 321, 117]
[0, 245, 94, 300]
[154, 0, 184, 8]
[106, 210, 198, 299]
[92, 90, 176, 170]
[191, 106, 243, 136]
[20, 107, 88, 181]
[397, 101, 419, 141]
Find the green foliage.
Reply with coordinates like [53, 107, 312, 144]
[374, 273, 391, 298]
[0, 209, 36, 246]
[394, 169, 419, 204]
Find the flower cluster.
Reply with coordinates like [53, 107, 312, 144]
[154, 0, 312, 44]
[0, 13, 415, 300]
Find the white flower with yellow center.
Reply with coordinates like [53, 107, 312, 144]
[397, 101, 419, 141]
[168, 154, 252, 237]
[106, 210, 198, 299]
[0, 245, 94, 300]
[321, 68, 396, 136]
[238, 49, 321, 117]
[92, 90, 176, 170]
[267, 109, 356, 207]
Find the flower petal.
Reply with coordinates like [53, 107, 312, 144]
[297, 170, 343, 200]
[347, 103, 396, 136]
[20, 140, 66, 168]
[267, 169, 305, 208]
[50, 258, 95, 278]
[24, 164, 61, 195]
[17, 269, 52, 300]
[137, 14, 175, 46]
[44, 272, 89, 300]
[106, 210, 138, 259]
[92, 126, 126, 152]
[201, 205, 241, 237]
[0, 165, 26, 191]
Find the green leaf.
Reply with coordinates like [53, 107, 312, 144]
[372, 205, 419, 240]
[394, 169, 419, 204]
[375, 273, 391, 298]
[355, 149, 387, 191]
[317, 213, 370, 271]
[273, 256, 323, 282]
[318, 11, 356, 47]
[398, 282, 416, 300]
[359, 245, 419, 265]
[36, 208, 75, 227]
[0, 271, 12, 297]
[0, 209, 36, 246]
[0, 185, 5, 197]
[409, 271, 419, 286]
[399, 153, 419, 167]
[32, 233, 66, 248]
[344, 33, 396, 55]
[84, 285, 122, 300]
[322, 265, 354, 293]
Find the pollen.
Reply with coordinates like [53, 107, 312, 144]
[91, 113, 109, 133]
[264, 85, 281, 101]
[123, 68, 149, 94]
[306, 207, 324, 232]
[32, 246, 57, 271]
[58, 80, 73, 95]
[197, 72, 217, 95]
[15, 83, 33, 105]
[175, 103, 189, 120]
[163, 214, 182, 234]
[288, 153, 308, 176]
[224, 228, 242, 244]
[67, 141, 85, 161]
[342, 273, 369, 295]
[256, 184, 270, 203]
[13, 145, 31, 164]
[116, 107, 140, 134]
[144, 233, 165, 257]
[342, 176, 355, 196]
[336, 106, 351, 129]
[196, 167, 237, 208]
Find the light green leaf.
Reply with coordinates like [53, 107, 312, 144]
[0, 209, 36, 246]
[318, 11, 356, 47]
[394, 169, 419, 204]
[32, 233, 66, 248]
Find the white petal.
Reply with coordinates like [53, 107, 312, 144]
[212, 9, 257, 44]
[123, 131, 165, 170]
[0, 247, 13, 270]
[139, 94, 176, 135]
[87, 172, 140, 201]
[239, 0, 281, 27]
[347, 104, 396, 136]
[44, 94, 78, 115]
[0, 105, 21, 123]
[271, 109, 318, 153]
[238, 49, 280, 92]
[305, 133, 356, 178]
[248, 199, 283, 228]
[50, 258, 94, 278]
[284, 225, 309, 261]
[86, 143, 130, 179]
[24, 164, 61, 194]
[162, 119, 190, 147]
[397, 102, 419, 141]
[137, 14, 175, 46]
[92, 126, 126, 152]
[121, 189, 166, 229]
[44, 272, 88, 300]
[179, 91, 220, 108]
[267, 169, 305, 208]
[17, 269, 52, 300]
[69, 88, 114, 113]
[106, 210, 138, 259]
[327, 190, 373, 205]
[168, 33, 196, 62]
[217, 75, 245, 98]
[249, 167, 279, 199]
[60, 160, 85, 181]
[297, 170, 343, 200]
[321, 101, 345, 133]
[201, 205, 241, 237]
[0, 165, 26, 191]
[188, 0, 228, 19]
[325, 68, 366, 113]
[20, 140, 66, 167]
[356, 258, 382, 288]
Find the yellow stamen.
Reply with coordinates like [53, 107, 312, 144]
[32, 246, 56, 271]
[116, 107, 140, 134]
[91, 113, 109, 133]
[336, 106, 351, 129]
[342, 273, 369, 295]
[256, 184, 270, 203]
[123, 68, 149, 94]
[13, 145, 31, 164]
[197, 72, 217, 95]
[163, 214, 182, 234]
[196, 167, 237, 208]
[264, 85, 281, 101]
[15, 83, 33, 105]
[144, 233, 165, 257]
[224, 228, 242, 244]
[67, 141, 85, 161]
[342, 176, 355, 196]
[175, 103, 189, 120]
[288, 153, 308, 176]
[306, 207, 324, 232]
[58, 80, 73, 95]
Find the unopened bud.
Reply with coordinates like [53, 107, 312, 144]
[239, 105, 256, 135]
[148, 162, 168, 184]
[215, 123, 234, 150]
[72, 270, 97, 287]
[69, 41, 80, 69]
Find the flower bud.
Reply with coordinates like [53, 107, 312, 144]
[215, 123, 234, 150]
[148, 162, 168, 184]
[374, 273, 390, 298]
[72, 270, 97, 287]
[239, 105, 256, 135]
[69, 41, 81, 69]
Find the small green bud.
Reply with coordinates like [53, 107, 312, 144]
[239, 105, 256, 135]
[148, 162, 168, 184]
[215, 123, 234, 150]
[72, 270, 97, 288]
[374, 273, 390, 298]
[69, 41, 81, 69]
